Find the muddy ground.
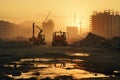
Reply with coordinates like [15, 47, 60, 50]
[0, 45, 120, 80]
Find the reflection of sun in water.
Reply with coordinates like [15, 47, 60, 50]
[66, 53, 90, 57]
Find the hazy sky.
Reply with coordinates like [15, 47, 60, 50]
[0, 0, 120, 31]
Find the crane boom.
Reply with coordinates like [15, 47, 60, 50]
[43, 11, 51, 23]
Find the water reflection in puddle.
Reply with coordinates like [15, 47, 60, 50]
[6, 57, 108, 79]
[66, 53, 90, 57]
[21, 58, 54, 62]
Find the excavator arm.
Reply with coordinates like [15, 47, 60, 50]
[36, 25, 43, 34]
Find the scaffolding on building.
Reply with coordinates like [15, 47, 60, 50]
[90, 10, 120, 39]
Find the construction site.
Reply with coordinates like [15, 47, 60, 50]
[0, 10, 120, 80]
[90, 10, 120, 39]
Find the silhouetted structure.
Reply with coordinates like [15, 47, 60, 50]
[42, 19, 54, 44]
[79, 32, 106, 46]
[67, 26, 78, 38]
[90, 10, 120, 39]
[67, 26, 78, 44]
[52, 31, 67, 46]
[0, 20, 17, 38]
[0, 20, 32, 39]
[29, 23, 46, 45]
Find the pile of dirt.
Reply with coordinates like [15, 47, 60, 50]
[110, 37, 120, 49]
[79, 32, 120, 49]
[79, 32, 106, 47]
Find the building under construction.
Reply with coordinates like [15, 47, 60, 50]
[90, 10, 120, 39]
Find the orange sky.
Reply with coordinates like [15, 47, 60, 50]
[0, 0, 120, 32]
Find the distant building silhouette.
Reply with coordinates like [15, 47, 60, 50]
[67, 26, 78, 44]
[42, 19, 54, 44]
[90, 10, 120, 39]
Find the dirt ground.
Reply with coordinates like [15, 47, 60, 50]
[0, 45, 120, 80]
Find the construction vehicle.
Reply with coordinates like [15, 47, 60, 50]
[29, 23, 46, 45]
[29, 11, 51, 45]
[52, 31, 68, 46]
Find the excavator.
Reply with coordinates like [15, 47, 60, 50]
[29, 11, 51, 45]
[29, 23, 46, 45]
[52, 31, 68, 46]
